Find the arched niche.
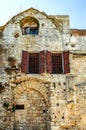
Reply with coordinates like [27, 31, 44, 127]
[20, 16, 39, 35]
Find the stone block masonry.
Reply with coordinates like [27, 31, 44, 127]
[0, 7, 86, 130]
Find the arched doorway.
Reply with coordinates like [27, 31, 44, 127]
[14, 89, 48, 130]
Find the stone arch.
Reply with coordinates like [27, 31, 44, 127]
[13, 79, 49, 106]
[19, 16, 39, 34]
[20, 16, 39, 28]
[13, 79, 50, 130]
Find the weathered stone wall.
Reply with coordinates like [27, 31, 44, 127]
[75, 83, 86, 130]
[69, 29, 86, 51]
[0, 8, 86, 130]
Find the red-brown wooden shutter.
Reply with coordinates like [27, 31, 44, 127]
[21, 51, 29, 73]
[39, 51, 45, 73]
[46, 51, 52, 73]
[63, 51, 70, 74]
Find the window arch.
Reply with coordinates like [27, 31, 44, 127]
[20, 16, 39, 35]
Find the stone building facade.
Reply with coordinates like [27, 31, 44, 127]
[0, 8, 86, 130]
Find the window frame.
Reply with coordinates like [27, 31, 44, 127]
[21, 51, 70, 74]
[29, 53, 39, 74]
[22, 27, 39, 35]
[52, 53, 63, 74]
[21, 51, 45, 74]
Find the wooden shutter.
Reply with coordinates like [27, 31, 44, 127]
[46, 51, 52, 73]
[21, 51, 29, 73]
[39, 51, 45, 73]
[63, 51, 70, 74]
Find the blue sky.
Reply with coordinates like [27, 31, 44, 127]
[0, 0, 86, 29]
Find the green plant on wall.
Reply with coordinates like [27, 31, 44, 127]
[12, 104, 16, 112]
[3, 101, 16, 112]
[3, 102, 9, 110]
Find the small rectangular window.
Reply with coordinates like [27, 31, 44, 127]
[52, 53, 63, 74]
[16, 105, 24, 110]
[22, 27, 38, 35]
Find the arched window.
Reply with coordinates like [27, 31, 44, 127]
[20, 17, 39, 35]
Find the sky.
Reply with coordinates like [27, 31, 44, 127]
[0, 0, 86, 29]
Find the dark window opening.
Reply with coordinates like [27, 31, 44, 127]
[52, 53, 63, 74]
[29, 53, 39, 74]
[16, 105, 24, 110]
[23, 27, 38, 35]
[30, 28, 38, 35]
